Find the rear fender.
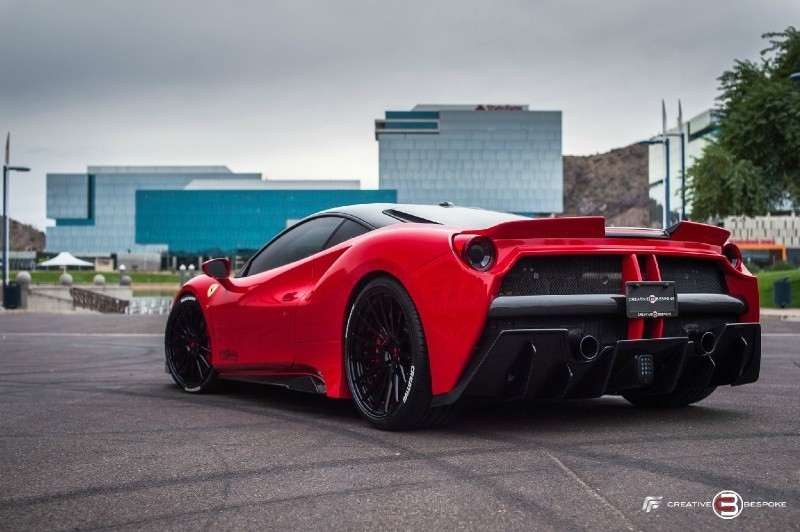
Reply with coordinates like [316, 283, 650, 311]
[295, 225, 457, 397]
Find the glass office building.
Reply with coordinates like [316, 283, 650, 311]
[136, 188, 395, 254]
[376, 105, 563, 215]
[46, 166, 394, 256]
[47, 166, 257, 254]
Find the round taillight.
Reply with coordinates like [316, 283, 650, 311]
[722, 243, 742, 271]
[462, 237, 496, 272]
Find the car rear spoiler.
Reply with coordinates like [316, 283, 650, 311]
[472, 217, 731, 246]
[663, 221, 730, 246]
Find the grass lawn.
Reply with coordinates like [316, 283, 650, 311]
[756, 269, 800, 308]
[13, 270, 181, 284]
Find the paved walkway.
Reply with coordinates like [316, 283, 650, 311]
[3, 304, 800, 320]
[760, 307, 800, 321]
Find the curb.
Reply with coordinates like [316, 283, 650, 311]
[760, 309, 800, 322]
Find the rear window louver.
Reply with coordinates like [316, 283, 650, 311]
[382, 209, 439, 225]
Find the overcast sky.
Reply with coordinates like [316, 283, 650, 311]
[1, 1, 797, 230]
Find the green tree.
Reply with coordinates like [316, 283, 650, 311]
[685, 142, 770, 219]
[686, 27, 800, 219]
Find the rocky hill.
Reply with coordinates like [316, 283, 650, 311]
[2, 217, 45, 251]
[563, 144, 656, 227]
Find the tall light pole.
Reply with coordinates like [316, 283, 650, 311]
[677, 100, 686, 220]
[662, 100, 671, 228]
[3, 133, 31, 309]
[661, 132, 686, 220]
[640, 101, 688, 228]
[638, 136, 670, 229]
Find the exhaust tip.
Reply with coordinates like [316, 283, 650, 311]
[571, 334, 599, 361]
[699, 331, 717, 354]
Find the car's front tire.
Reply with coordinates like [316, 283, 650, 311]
[345, 277, 458, 430]
[165, 294, 218, 393]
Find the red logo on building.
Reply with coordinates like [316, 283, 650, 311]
[474, 105, 524, 111]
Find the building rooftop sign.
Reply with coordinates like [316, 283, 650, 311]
[474, 105, 526, 111]
[412, 104, 530, 112]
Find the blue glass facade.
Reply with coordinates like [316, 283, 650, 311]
[45, 166, 391, 256]
[135, 189, 396, 254]
[47, 174, 92, 220]
[46, 167, 260, 254]
[376, 105, 563, 215]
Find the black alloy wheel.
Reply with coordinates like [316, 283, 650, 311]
[165, 294, 217, 393]
[345, 277, 434, 430]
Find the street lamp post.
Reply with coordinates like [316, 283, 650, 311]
[639, 100, 689, 228]
[679, 130, 686, 220]
[640, 135, 685, 227]
[664, 137, 671, 227]
[2, 134, 31, 308]
[677, 100, 686, 221]
[661, 132, 687, 221]
[638, 137, 670, 228]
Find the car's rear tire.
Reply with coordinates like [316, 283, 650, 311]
[165, 294, 218, 393]
[345, 277, 457, 430]
[622, 386, 717, 408]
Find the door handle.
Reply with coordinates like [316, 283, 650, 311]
[281, 292, 297, 302]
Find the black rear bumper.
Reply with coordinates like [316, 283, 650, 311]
[431, 322, 761, 407]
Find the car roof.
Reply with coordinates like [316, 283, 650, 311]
[321, 203, 530, 229]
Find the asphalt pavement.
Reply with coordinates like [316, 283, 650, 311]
[0, 312, 797, 530]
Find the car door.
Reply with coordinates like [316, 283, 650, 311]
[295, 219, 372, 343]
[210, 216, 345, 369]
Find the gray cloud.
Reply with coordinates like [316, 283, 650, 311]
[1, 0, 798, 229]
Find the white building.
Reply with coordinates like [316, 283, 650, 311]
[724, 213, 800, 248]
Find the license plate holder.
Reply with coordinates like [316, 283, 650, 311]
[625, 281, 678, 318]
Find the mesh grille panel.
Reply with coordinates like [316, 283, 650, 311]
[499, 256, 624, 296]
[657, 257, 726, 294]
[499, 255, 727, 297]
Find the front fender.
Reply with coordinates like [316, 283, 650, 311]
[171, 274, 219, 309]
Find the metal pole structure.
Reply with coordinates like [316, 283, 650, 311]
[680, 133, 686, 220]
[2, 164, 8, 306]
[2, 133, 31, 308]
[658, 133, 687, 222]
[679, 133, 686, 220]
[678, 100, 687, 220]
[664, 137, 671, 228]
[637, 137, 667, 226]
[661, 100, 670, 228]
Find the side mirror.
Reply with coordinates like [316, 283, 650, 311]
[202, 258, 230, 279]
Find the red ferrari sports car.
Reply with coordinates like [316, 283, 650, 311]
[165, 203, 761, 430]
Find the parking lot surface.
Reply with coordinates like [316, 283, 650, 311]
[0, 313, 797, 530]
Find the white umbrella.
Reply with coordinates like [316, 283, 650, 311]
[39, 252, 94, 271]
